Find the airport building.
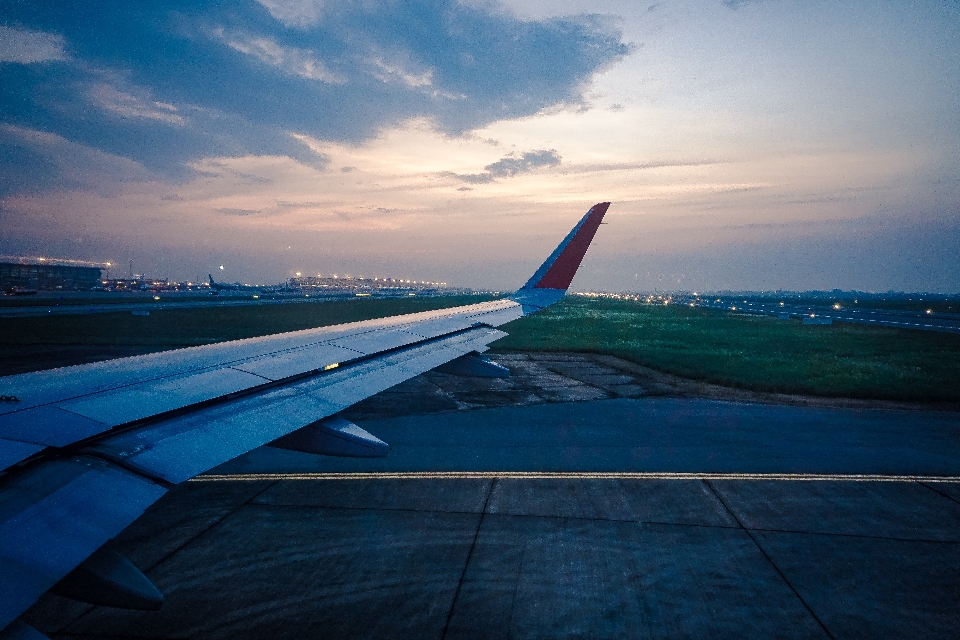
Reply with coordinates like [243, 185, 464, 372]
[0, 261, 102, 291]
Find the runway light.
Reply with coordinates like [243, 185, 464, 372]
[833, 304, 841, 310]
[153, 296, 160, 300]
[927, 309, 933, 314]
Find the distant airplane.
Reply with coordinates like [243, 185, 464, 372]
[207, 274, 271, 294]
[0, 202, 609, 637]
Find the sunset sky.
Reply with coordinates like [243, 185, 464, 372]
[1, 0, 958, 291]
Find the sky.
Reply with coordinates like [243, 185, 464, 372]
[1, 0, 958, 292]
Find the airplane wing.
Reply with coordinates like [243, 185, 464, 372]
[0, 202, 608, 636]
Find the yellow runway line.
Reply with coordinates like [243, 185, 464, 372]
[190, 472, 960, 483]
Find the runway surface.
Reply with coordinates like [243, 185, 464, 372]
[22, 396, 960, 639]
[0, 295, 337, 318]
[697, 299, 960, 334]
[215, 398, 960, 476]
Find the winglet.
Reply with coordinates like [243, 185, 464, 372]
[511, 202, 609, 313]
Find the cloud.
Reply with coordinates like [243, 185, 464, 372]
[0, 1, 627, 185]
[0, 26, 68, 63]
[256, 0, 325, 28]
[448, 149, 562, 183]
[369, 56, 434, 89]
[723, 0, 762, 9]
[0, 125, 153, 197]
[486, 149, 561, 177]
[210, 27, 344, 84]
[89, 84, 185, 125]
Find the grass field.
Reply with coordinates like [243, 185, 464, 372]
[3, 294, 959, 402]
[0, 295, 495, 348]
[491, 297, 960, 402]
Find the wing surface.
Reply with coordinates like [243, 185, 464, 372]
[0, 203, 608, 635]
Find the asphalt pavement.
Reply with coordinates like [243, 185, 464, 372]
[21, 396, 960, 639]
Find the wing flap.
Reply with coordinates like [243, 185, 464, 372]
[231, 343, 359, 381]
[0, 406, 109, 448]
[0, 440, 45, 470]
[58, 367, 269, 427]
[86, 326, 506, 484]
[0, 457, 166, 629]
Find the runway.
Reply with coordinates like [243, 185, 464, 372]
[697, 299, 960, 334]
[22, 395, 960, 639]
[0, 295, 338, 318]
[214, 397, 960, 476]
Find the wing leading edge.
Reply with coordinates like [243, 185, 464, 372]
[0, 202, 609, 635]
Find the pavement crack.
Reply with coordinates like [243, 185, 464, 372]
[704, 480, 836, 640]
[919, 480, 960, 507]
[442, 477, 497, 640]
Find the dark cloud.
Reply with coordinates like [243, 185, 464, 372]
[0, 1, 628, 193]
[485, 149, 561, 177]
[445, 149, 562, 184]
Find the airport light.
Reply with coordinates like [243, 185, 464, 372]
[927, 309, 933, 314]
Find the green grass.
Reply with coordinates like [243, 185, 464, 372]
[0, 295, 496, 348]
[492, 297, 960, 402]
[5, 294, 959, 401]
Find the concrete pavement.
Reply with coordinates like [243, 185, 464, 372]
[17, 354, 960, 639]
[22, 473, 960, 639]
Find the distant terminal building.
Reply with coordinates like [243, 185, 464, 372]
[0, 261, 102, 291]
[289, 275, 446, 295]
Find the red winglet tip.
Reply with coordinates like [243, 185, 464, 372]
[533, 202, 609, 290]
